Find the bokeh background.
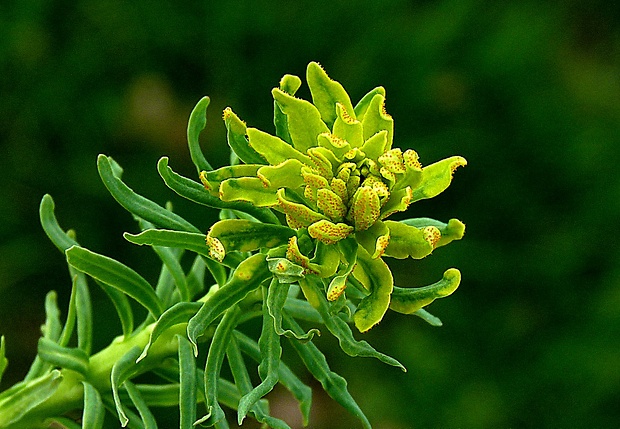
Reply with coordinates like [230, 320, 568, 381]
[1, 0, 619, 427]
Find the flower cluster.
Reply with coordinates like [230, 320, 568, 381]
[202, 62, 466, 332]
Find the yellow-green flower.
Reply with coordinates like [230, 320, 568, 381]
[202, 62, 466, 332]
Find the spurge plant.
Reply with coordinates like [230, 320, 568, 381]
[0, 62, 466, 429]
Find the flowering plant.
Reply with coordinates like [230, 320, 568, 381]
[0, 62, 465, 429]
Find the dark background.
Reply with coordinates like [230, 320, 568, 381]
[1, 1, 619, 427]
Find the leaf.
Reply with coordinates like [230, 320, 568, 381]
[400, 217, 466, 248]
[82, 381, 105, 429]
[38, 195, 93, 353]
[97, 280, 134, 338]
[57, 276, 78, 348]
[353, 86, 386, 120]
[267, 279, 319, 342]
[39, 194, 79, 252]
[196, 307, 241, 427]
[0, 336, 8, 385]
[247, 127, 313, 165]
[187, 253, 270, 354]
[361, 93, 393, 147]
[124, 381, 158, 429]
[383, 220, 438, 259]
[223, 107, 266, 164]
[271, 88, 330, 152]
[411, 156, 467, 203]
[300, 277, 405, 371]
[137, 302, 202, 362]
[111, 346, 143, 427]
[325, 236, 358, 302]
[67, 246, 164, 320]
[0, 370, 63, 427]
[333, 103, 364, 148]
[98, 155, 199, 233]
[238, 285, 282, 424]
[206, 219, 295, 262]
[274, 74, 302, 144]
[306, 61, 355, 127]
[157, 157, 280, 225]
[283, 314, 371, 429]
[125, 229, 210, 260]
[226, 335, 291, 429]
[390, 268, 461, 315]
[37, 338, 89, 374]
[352, 246, 394, 332]
[149, 243, 191, 302]
[24, 291, 62, 381]
[187, 96, 213, 173]
[233, 331, 312, 426]
[283, 297, 323, 324]
[256, 159, 306, 190]
[413, 308, 443, 327]
[177, 336, 197, 429]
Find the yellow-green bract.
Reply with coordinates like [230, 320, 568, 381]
[201, 62, 466, 332]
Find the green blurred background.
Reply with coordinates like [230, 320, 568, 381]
[1, 0, 619, 427]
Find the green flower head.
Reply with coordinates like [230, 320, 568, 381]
[202, 62, 466, 332]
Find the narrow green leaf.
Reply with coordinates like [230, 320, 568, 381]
[157, 157, 280, 225]
[233, 331, 312, 427]
[352, 246, 394, 333]
[361, 93, 393, 147]
[267, 279, 319, 341]
[383, 220, 436, 259]
[226, 335, 290, 428]
[247, 127, 314, 165]
[0, 370, 63, 427]
[75, 273, 93, 355]
[150, 245, 190, 302]
[283, 314, 371, 429]
[39, 194, 79, 252]
[307, 61, 355, 127]
[196, 306, 241, 427]
[98, 155, 199, 233]
[177, 336, 197, 429]
[82, 381, 105, 429]
[43, 291, 63, 341]
[187, 253, 270, 354]
[353, 86, 386, 120]
[24, 291, 62, 381]
[238, 284, 282, 424]
[411, 156, 467, 203]
[413, 308, 443, 327]
[0, 336, 8, 385]
[206, 219, 295, 262]
[186, 255, 207, 297]
[390, 268, 461, 315]
[272, 88, 330, 153]
[58, 275, 79, 347]
[37, 338, 89, 374]
[283, 297, 323, 324]
[66, 246, 164, 319]
[400, 217, 466, 248]
[101, 394, 145, 429]
[125, 229, 209, 259]
[97, 280, 134, 338]
[111, 346, 143, 427]
[39, 194, 93, 353]
[274, 74, 302, 144]
[124, 381, 158, 429]
[223, 107, 267, 164]
[300, 277, 405, 371]
[187, 96, 213, 173]
[137, 302, 202, 362]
